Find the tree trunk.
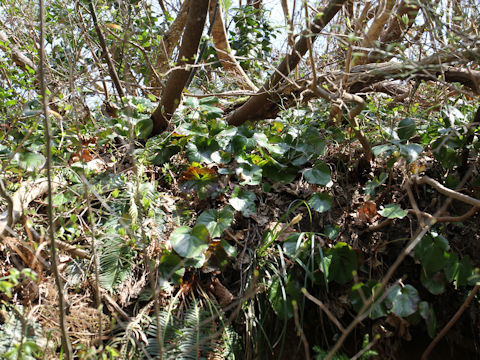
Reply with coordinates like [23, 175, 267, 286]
[149, 0, 191, 95]
[209, 0, 257, 91]
[0, 30, 36, 72]
[225, 0, 346, 126]
[150, 0, 209, 135]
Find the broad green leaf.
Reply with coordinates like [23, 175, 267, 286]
[229, 187, 256, 217]
[262, 163, 298, 183]
[170, 225, 209, 260]
[308, 193, 332, 213]
[220, 239, 237, 258]
[419, 301, 436, 338]
[303, 162, 332, 187]
[399, 143, 423, 162]
[421, 270, 446, 294]
[158, 253, 185, 285]
[152, 145, 181, 165]
[326, 242, 357, 284]
[372, 144, 396, 157]
[199, 96, 219, 105]
[211, 150, 232, 164]
[378, 204, 407, 219]
[134, 118, 153, 139]
[196, 206, 234, 238]
[441, 105, 466, 126]
[268, 276, 293, 320]
[350, 281, 387, 319]
[236, 162, 262, 185]
[455, 255, 474, 287]
[324, 224, 339, 240]
[199, 104, 223, 120]
[17, 151, 46, 171]
[415, 234, 449, 274]
[186, 137, 219, 163]
[397, 118, 416, 141]
[364, 172, 388, 196]
[444, 252, 459, 282]
[283, 233, 307, 258]
[386, 284, 419, 317]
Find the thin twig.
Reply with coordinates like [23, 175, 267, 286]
[421, 284, 480, 360]
[0, 178, 13, 236]
[302, 288, 344, 332]
[413, 175, 480, 208]
[39, 0, 73, 357]
[293, 300, 311, 360]
[87, 0, 126, 100]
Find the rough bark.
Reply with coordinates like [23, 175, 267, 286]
[281, 0, 295, 50]
[364, 0, 421, 63]
[225, 0, 346, 126]
[209, 0, 257, 91]
[237, 63, 480, 122]
[150, 0, 190, 95]
[353, 0, 397, 66]
[247, 0, 262, 9]
[0, 30, 36, 72]
[379, 0, 419, 44]
[150, 0, 209, 135]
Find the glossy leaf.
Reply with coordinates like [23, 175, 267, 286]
[378, 204, 407, 219]
[386, 284, 420, 317]
[326, 242, 357, 284]
[308, 193, 332, 213]
[397, 118, 416, 141]
[229, 187, 256, 217]
[303, 162, 332, 187]
[197, 206, 234, 238]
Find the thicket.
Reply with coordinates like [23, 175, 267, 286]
[0, 0, 479, 359]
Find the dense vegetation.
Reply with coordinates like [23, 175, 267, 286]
[0, 0, 479, 359]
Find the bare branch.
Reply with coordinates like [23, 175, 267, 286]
[39, 0, 73, 356]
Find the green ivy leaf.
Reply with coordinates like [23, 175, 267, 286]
[268, 276, 293, 320]
[386, 284, 420, 317]
[444, 251, 459, 282]
[303, 162, 332, 187]
[419, 301, 437, 338]
[399, 143, 423, 162]
[236, 162, 262, 185]
[378, 204, 407, 219]
[415, 234, 449, 274]
[186, 137, 219, 163]
[326, 242, 357, 284]
[196, 206, 234, 238]
[350, 281, 387, 319]
[16, 151, 46, 171]
[283, 233, 308, 259]
[308, 193, 332, 213]
[397, 118, 416, 141]
[134, 118, 153, 139]
[372, 144, 396, 157]
[421, 271, 446, 295]
[152, 145, 181, 165]
[229, 187, 256, 217]
[158, 253, 185, 285]
[170, 225, 209, 265]
[262, 163, 298, 183]
[455, 255, 474, 287]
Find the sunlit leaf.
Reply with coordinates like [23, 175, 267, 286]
[229, 187, 256, 217]
[378, 204, 407, 219]
[16, 151, 46, 171]
[197, 206, 234, 238]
